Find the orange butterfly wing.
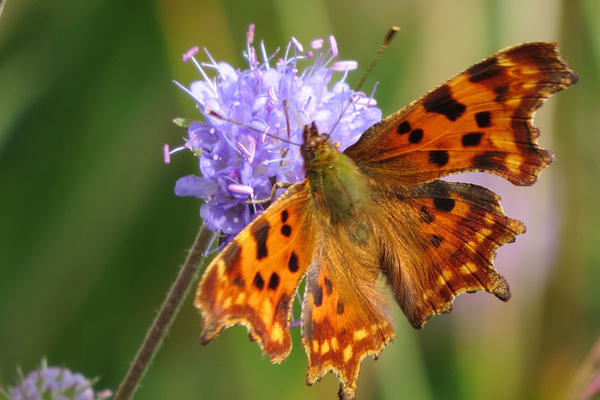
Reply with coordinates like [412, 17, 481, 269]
[376, 180, 524, 328]
[195, 183, 314, 363]
[345, 42, 578, 186]
[301, 228, 395, 399]
[340, 42, 578, 330]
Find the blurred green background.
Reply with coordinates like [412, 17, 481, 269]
[0, 0, 598, 399]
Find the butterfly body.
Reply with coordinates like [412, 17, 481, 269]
[302, 123, 373, 225]
[195, 42, 578, 400]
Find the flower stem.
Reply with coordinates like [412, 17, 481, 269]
[114, 224, 213, 400]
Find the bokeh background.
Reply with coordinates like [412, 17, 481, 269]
[1, 0, 598, 399]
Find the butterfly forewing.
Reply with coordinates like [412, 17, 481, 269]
[345, 42, 579, 186]
[195, 183, 314, 363]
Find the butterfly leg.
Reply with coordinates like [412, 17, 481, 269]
[247, 182, 292, 204]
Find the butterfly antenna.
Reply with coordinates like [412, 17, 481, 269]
[284, 100, 291, 139]
[355, 26, 400, 93]
[283, 99, 305, 140]
[207, 110, 301, 146]
[328, 26, 400, 137]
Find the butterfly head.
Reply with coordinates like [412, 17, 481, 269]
[300, 122, 341, 170]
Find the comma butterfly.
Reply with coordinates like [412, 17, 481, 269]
[194, 41, 578, 399]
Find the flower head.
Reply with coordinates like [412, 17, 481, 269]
[4, 360, 112, 400]
[167, 24, 382, 239]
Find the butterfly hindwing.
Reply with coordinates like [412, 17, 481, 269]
[195, 182, 314, 363]
[301, 238, 395, 400]
[377, 180, 524, 328]
[345, 42, 578, 186]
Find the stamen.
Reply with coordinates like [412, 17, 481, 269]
[260, 40, 270, 69]
[261, 126, 270, 144]
[332, 61, 357, 85]
[174, 81, 204, 106]
[203, 48, 226, 79]
[247, 135, 257, 163]
[291, 36, 304, 52]
[355, 96, 378, 107]
[369, 81, 380, 99]
[353, 82, 380, 108]
[311, 39, 324, 49]
[264, 46, 281, 67]
[328, 35, 338, 56]
[237, 142, 251, 159]
[268, 85, 278, 102]
[304, 96, 312, 111]
[203, 231, 221, 257]
[182, 46, 199, 62]
[248, 46, 258, 68]
[163, 144, 171, 164]
[332, 60, 358, 71]
[187, 133, 200, 145]
[164, 142, 193, 164]
[247, 23, 255, 44]
[236, 135, 257, 163]
[227, 170, 240, 181]
[192, 54, 212, 84]
[228, 184, 254, 195]
[263, 156, 293, 164]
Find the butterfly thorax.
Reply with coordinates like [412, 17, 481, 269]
[301, 123, 373, 226]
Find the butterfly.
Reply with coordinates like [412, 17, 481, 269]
[194, 42, 578, 400]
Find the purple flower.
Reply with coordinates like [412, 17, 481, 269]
[4, 360, 112, 400]
[166, 24, 382, 239]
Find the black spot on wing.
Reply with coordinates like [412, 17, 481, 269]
[254, 272, 265, 290]
[397, 121, 411, 134]
[233, 275, 245, 287]
[473, 150, 507, 172]
[423, 85, 466, 121]
[409, 129, 424, 144]
[268, 272, 280, 290]
[288, 252, 299, 272]
[494, 85, 509, 102]
[275, 294, 290, 315]
[251, 219, 270, 260]
[462, 132, 483, 147]
[475, 111, 491, 128]
[431, 235, 443, 248]
[467, 57, 503, 83]
[434, 197, 455, 212]
[223, 240, 242, 271]
[429, 150, 449, 167]
[324, 278, 333, 295]
[281, 224, 292, 237]
[313, 286, 323, 307]
[420, 206, 434, 224]
[337, 300, 345, 315]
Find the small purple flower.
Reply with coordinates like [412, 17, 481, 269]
[166, 24, 382, 239]
[4, 360, 112, 400]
